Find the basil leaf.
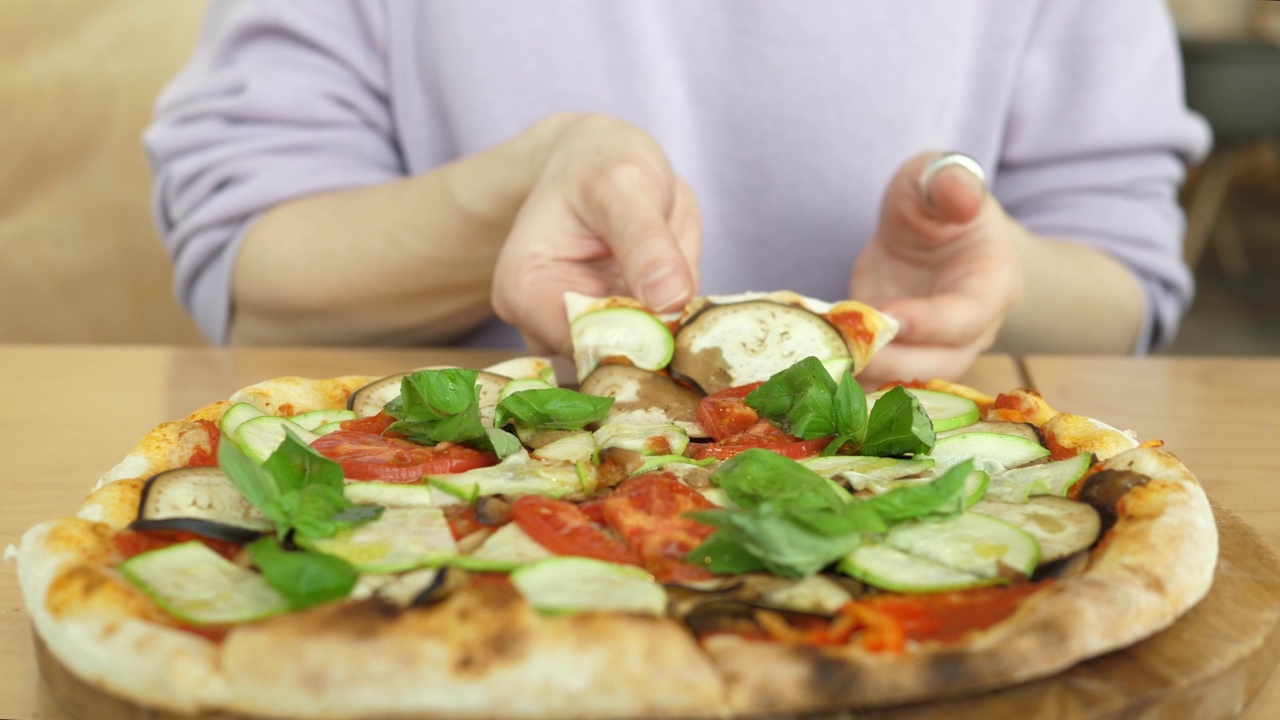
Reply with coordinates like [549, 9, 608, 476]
[279, 484, 382, 540]
[861, 385, 936, 457]
[385, 369, 494, 451]
[218, 439, 284, 517]
[220, 428, 380, 541]
[694, 503, 864, 578]
[249, 537, 358, 610]
[745, 356, 839, 440]
[263, 429, 345, 494]
[395, 369, 479, 421]
[863, 460, 972, 522]
[711, 448, 846, 512]
[485, 428, 525, 459]
[493, 388, 613, 430]
[685, 526, 768, 575]
[833, 371, 868, 448]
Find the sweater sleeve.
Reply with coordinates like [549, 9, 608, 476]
[992, 0, 1211, 352]
[144, 0, 401, 344]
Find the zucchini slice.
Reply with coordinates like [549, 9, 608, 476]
[119, 542, 289, 625]
[927, 431, 1050, 471]
[839, 543, 997, 594]
[670, 300, 851, 395]
[232, 416, 319, 463]
[302, 507, 458, 573]
[289, 408, 357, 431]
[570, 307, 676, 382]
[971, 496, 1101, 564]
[882, 513, 1041, 579]
[511, 557, 668, 615]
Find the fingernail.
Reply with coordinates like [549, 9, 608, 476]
[919, 152, 987, 208]
[641, 266, 688, 311]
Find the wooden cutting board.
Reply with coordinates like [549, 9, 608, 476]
[34, 502, 1280, 720]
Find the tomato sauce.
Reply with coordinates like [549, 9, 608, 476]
[113, 529, 242, 562]
[826, 311, 875, 349]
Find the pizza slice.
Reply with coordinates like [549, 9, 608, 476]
[565, 290, 898, 392]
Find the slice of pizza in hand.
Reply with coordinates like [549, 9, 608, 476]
[565, 290, 899, 393]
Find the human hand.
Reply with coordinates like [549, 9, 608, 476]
[850, 152, 1026, 383]
[492, 114, 701, 356]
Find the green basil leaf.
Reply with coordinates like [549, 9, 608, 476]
[385, 369, 495, 451]
[262, 429, 345, 494]
[711, 448, 846, 512]
[249, 537, 358, 610]
[745, 356, 839, 440]
[281, 484, 378, 540]
[485, 428, 525, 459]
[833, 371, 868, 447]
[397, 369, 479, 421]
[493, 388, 613, 431]
[695, 504, 863, 578]
[685, 525, 768, 575]
[863, 460, 972, 523]
[861, 385, 936, 457]
[218, 439, 284, 516]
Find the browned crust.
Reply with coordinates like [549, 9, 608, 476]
[20, 374, 1216, 718]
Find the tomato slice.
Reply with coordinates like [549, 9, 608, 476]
[511, 496, 640, 566]
[311, 431, 497, 482]
[697, 383, 764, 442]
[338, 411, 398, 436]
[689, 421, 831, 461]
[600, 473, 718, 583]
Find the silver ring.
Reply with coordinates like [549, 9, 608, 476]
[918, 152, 987, 199]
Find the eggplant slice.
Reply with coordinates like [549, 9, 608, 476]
[131, 467, 273, 544]
[670, 300, 851, 395]
[579, 364, 706, 437]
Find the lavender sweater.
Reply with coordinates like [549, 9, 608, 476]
[146, 0, 1209, 350]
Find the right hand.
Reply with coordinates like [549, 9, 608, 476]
[492, 114, 702, 356]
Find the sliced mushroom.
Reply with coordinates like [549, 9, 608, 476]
[670, 300, 851, 395]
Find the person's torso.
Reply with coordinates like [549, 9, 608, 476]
[380, 0, 1040, 346]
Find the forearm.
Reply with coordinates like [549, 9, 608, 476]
[229, 122, 556, 346]
[994, 224, 1145, 355]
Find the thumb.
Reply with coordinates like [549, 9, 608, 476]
[880, 152, 989, 243]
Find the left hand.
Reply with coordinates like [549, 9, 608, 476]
[850, 152, 1025, 383]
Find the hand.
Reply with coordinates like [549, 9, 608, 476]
[492, 114, 702, 356]
[850, 152, 1026, 383]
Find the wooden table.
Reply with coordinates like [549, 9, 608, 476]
[0, 346, 1275, 718]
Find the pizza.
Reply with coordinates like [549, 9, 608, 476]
[17, 291, 1217, 719]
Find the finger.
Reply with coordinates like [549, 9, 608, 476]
[881, 268, 1011, 348]
[919, 153, 987, 225]
[575, 160, 697, 312]
[859, 339, 989, 387]
[881, 152, 990, 249]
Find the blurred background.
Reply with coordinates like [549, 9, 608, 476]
[0, 0, 1276, 353]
